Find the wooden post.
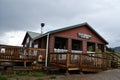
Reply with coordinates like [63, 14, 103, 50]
[82, 41, 87, 54]
[66, 53, 69, 68]
[56, 53, 59, 65]
[102, 45, 106, 69]
[68, 39, 71, 52]
[95, 43, 98, 53]
[79, 54, 82, 70]
[66, 53, 70, 75]
[49, 53, 52, 63]
[24, 61, 27, 68]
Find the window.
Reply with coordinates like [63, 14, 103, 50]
[0, 48, 5, 53]
[71, 39, 82, 53]
[87, 42, 95, 52]
[34, 44, 38, 48]
[26, 37, 29, 43]
[98, 44, 104, 53]
[29, 41, 32, 47]
[54, 37, 68, 53]
[72, 39, 82, 50]
[54, 37, 68, 49]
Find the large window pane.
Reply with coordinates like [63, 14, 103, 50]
[98, 44, 104, 53]
[72, 39, 82, 50]
[87, 42, 95, 52]
[54, 37, 68, 49]
[54, 37, 68, 53]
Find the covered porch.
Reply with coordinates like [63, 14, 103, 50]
[50, 36, 110, 72]
[53, 36, 105, 54]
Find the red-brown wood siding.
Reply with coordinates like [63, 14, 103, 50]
[34, 36, 47, 49]
[49, 25, 107, 53]
[49, 35, 55, 53]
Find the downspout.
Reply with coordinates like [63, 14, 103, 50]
[45, 33, 50, 67]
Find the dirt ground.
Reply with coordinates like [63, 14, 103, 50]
[9, 69, 120, 80]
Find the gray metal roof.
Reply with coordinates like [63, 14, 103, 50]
[49, 22, 87, 34]
[27, 31, 40, 39]
[22, 31, 41, 45]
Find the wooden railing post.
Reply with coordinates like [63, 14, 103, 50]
[49, 53, 52, 63]
[24, 61, 27, 68]
[66, 53, 69, 68]
[56, 53, 59, 64]
[79, 54, 82, 69]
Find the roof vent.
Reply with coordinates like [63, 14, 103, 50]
[40, 23, 45, 34]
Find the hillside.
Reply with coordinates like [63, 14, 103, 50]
[113, 47, 120, 53]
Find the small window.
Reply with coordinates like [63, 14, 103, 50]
[34, 44, 38, 48]
[26, 37, 29, 43]
[29, 41, 32, 47]
[1, 48, 5, 53]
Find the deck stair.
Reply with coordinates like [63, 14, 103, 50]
[106, 53, 120, 68]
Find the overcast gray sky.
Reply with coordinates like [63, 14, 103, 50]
[0, 0, 120, 47]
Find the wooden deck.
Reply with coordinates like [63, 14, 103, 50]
[0, 45, 46, 71]
[0, 45, 119, 73]
[0, 46, 46, 61]
[50, 53, 113, 72]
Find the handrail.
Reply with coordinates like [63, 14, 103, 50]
[0, 46, 46, 62]
[50, 52, 113, 69]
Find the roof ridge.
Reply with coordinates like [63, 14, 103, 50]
[32, 22, 108, 44]
[48, 22, 87, 33]
[27, 31, 40, 34]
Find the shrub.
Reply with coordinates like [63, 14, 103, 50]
[0, 75, 7, 80]
[16, 71, 30, 76]
[49, 75, 57, 79]
[31, 72, 46, 77]
[36, 78, 43, 80]
[8, 74, 17, 78]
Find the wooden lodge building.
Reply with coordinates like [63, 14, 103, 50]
[22, 22, 108, 53]
[21, 22, 112, 72]
[2, 22, 119, 73]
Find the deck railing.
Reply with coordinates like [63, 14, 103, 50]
[50, 53, 113, 70]
[0, 46, 46, 62]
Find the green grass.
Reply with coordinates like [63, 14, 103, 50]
[0, 75, 8, 80]
[7, 73, 18, 78]
[36, 78, 44, 80]
[49, 75, 57, 79]
[16, 71, 30, 76]
[0, 71, 46, 79]
[31, 72, 46, 77]
[116, 53, 120, 56]
[14, 71, 46, 77]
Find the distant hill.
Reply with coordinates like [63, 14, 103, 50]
[113, 47, 120, 53]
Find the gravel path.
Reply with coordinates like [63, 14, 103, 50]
[88, 69, 120, 80]
[9, 69, 120, 80]
[55, 69, 120, 80]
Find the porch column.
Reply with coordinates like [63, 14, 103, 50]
[103, 45, 106, 53]
[102, 45, 106, 67]
[83, 41, 87, 54]
[103, 45, 106, 57]
[68, 39, 71, 52]
[95, 43, 98, 53]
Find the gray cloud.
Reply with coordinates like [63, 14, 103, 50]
[0, 0, 120, 47]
